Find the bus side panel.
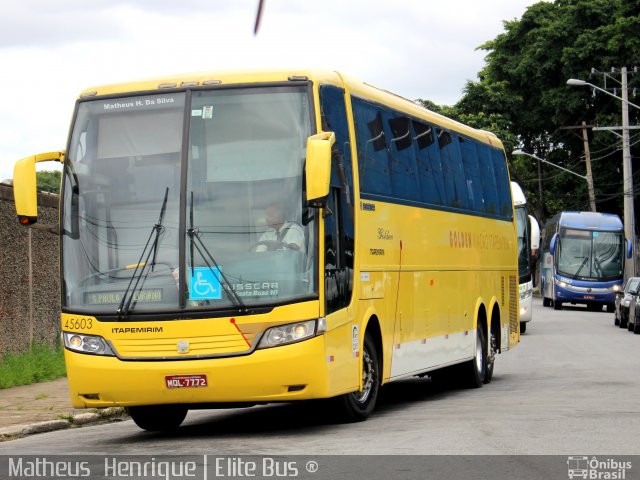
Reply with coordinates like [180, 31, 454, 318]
[356, 201, 518, 380]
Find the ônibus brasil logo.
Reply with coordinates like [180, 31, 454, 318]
[567, 456, 632, 480]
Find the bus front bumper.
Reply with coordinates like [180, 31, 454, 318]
[65, 335, 332, 408]
[554, 282, 617, 305]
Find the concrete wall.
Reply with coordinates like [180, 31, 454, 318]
[0, 183, 60, 356]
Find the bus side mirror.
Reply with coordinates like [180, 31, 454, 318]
[305, 131, 335, 207]
[549, 233, 558, 256]
[14, 151, 65, 225]
[626, 238, 633, 259]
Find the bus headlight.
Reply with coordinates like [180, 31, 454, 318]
[63, 332, 115, 356]
[610, 284, 622, 293]
[555, 279, 569, 288]
[257, 320, 321, 349]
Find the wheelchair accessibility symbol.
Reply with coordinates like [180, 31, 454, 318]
[189, 267, 222, 300]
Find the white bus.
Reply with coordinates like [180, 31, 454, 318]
[511, 182, 535, 333]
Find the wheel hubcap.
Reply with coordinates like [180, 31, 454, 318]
[353, 348, 374, 404]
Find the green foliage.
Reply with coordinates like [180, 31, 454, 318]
[36, 170, 61, 194]
[0, 344, 66, 389]
[420, 0, 640, 225]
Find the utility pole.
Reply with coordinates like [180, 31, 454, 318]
[581, 121, 597, 212]
[621, 66, 636, 276]
[558, 124, 597, 212]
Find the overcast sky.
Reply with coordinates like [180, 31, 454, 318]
[0, 0, 541, 180]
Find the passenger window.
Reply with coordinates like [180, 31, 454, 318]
[438, 129, 468, 209]
[476, 144, 499, 215]
[352, 99, 391, 196]
[388, 115, 421, 201]
[413, 120, 445, 205]
[459, 137, 484, 213]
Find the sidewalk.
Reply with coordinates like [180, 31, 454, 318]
[0, 377, 127, 440]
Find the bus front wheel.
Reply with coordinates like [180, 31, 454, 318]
[128, 405, 188, 432]
[336, 334, 380, 422]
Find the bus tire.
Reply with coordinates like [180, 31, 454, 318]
[336, 334, 379, 422]
[553, 300, 562, 310]
[463, 327, 486, 388]
[484, 326, 497, 385]
[128, 405, 188, 432]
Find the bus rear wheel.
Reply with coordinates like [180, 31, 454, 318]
[463, 327, 486, 388]
[336, 334, 379, 422]
[128, 405, 188, 432]
[484, 326, 497, 385]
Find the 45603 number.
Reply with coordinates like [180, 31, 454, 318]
[63, 317, 93, 330]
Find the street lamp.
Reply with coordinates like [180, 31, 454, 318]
[568, 72, 637, 277]
[512, 149, 596, 218]
[512, 150, 587, 181]
[566, 78, 640, 110]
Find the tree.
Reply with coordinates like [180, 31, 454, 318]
[36, 170, 61, 194]
[422, 0, 640, 225]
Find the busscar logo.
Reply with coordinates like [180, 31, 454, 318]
[567, 456, 632, 479]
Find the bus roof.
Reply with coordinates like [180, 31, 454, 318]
[550, 211, 623, 231]
[78, 69, 504, 150]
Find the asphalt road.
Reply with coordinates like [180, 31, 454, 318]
[3, 299, 640, 458]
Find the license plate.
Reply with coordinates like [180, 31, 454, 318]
[584, 295, 595, 300]
[165, 374, 208, 389]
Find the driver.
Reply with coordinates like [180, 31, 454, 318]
[255, 203, 305, 252]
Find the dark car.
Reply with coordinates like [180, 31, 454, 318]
[629, 289, 640, 334]
[615, 277, 640, 328]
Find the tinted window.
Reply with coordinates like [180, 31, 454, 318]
[459, 137, 484, 212]
[352, 99, 391, 196]
[352, 96, 512, 220]
[413, 120, 446, 205]
[388, 115, 421, 201]
[438, 130, 468, 209]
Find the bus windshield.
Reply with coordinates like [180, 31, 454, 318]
[61, 86, 315, 315]
[557, 228, 624, 281]
[515, 205, 531, 281]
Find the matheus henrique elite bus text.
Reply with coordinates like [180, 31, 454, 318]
[13, 70, 519, 430]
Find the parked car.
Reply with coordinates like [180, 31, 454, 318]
[628, 290, 640, 334]
[615, 277, 640, 328]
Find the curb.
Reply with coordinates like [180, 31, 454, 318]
[0, 407, 128, 441]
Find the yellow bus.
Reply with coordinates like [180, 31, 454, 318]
[13, 70, 519, 431]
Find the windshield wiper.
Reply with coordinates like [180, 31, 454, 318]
[186, 192, 246, 312]
[593, 255, 604, 276]
[573, 256, 589, 278]
[116, 187, 169, 318]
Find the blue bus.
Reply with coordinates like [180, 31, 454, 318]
[541, 211, 630, 311]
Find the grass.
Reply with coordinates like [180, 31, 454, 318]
[0, 343, 66, 389]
